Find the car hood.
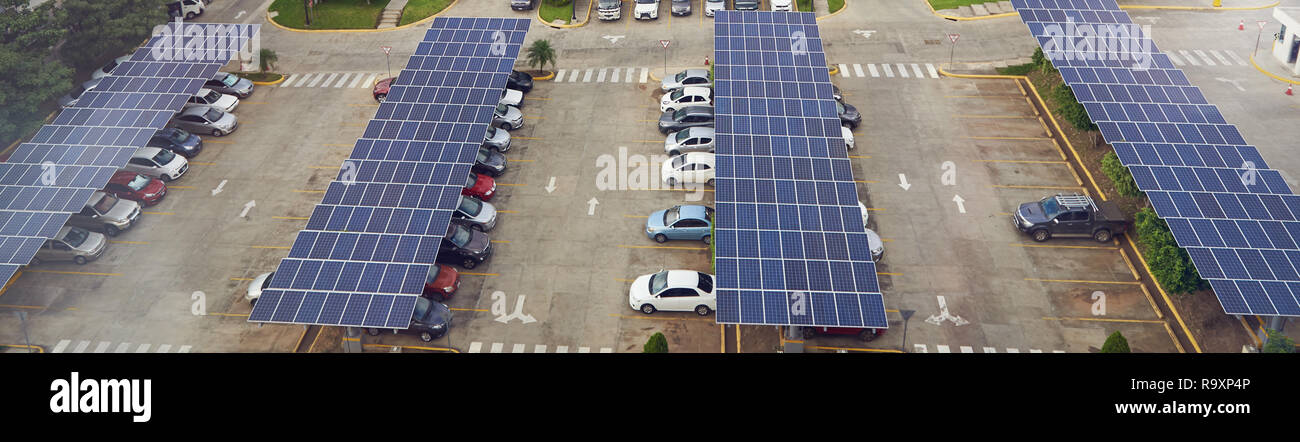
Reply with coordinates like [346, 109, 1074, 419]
[234, 77, 254, 92]
[143, 179, 167, 196]
[1018, 202, 1050, 223]
[865, 229, 883, 253]
[659, 111, 677, 126]
[661, 78, 682, 91]
[646, 209, 668, 230]
[215, 94, 239, 111]
[628, 274, 654, 301]
[842, 103, 861, 120]
[487, 128, 510, 145]
[466, 229, 490, 254]
[104, 198, 139, 220]
[247, 272, 272, 299]
[471, 174, 495, 192]
[501, 89, 523, 106]
[635, 3, 657, 12]
[73, 232, 107, 255]
[480, 150, 506, 168]
[216, 112, 237, 129]
[503, 106, 522, 121]
[431, 265, 459, 291]
[472, 200, 498, 224]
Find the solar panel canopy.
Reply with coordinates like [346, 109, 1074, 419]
[247, 17, 530, 329]
[711, 11, 888, 329]
[1012, 0, 1300, 316]
[0, 23, 257, 286]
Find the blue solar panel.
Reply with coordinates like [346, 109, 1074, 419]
[248, 18, 528, 328]
[711, 11, 886, 329]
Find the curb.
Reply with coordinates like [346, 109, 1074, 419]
[264, 0, 460, 33]
[921, 0, 1280, 21]
[250, 74, 286, 85]
[816, 0, 849, 21]
[828, 65, 839, 76]
[536, 0, 593, 29]
[1249, 52, 1300, 85]
[532, 70, 557, 81]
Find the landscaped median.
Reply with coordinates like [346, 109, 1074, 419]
[539, 0, 576, 25]
[268, 0, 454, 30]
[829, 0, 844, 13]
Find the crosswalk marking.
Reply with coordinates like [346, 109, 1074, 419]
[983, 347, 997, 353]
[73, 341, 90, 353]
[1006, 348, 1020, 353]
[839, 64, 849, 77]
[464, 342, 611, 353]
[1166, 51, 1184, 66]
[556, 345, 569, 353]
[914, 344, 928, 353]
[852, 63, 864, 77]
[960, 346, 974, 353]
[1208, 50, 1231, 66]
[582, 69, 593, 82]
[489, 343, 503, 353]
[897, 64, 910, 78]
[93, 341, 111, 353]
[1224, 50, 1248, 66]
[625, 67, 634, 83]
[280, 74, 299, 87]
[911, 64, 924, 78]
[926, 63, 939, 78]
[596, 68, 607, 83]
[578, 347, 591, 353]
[554, 69, 566, 82]
[534, 344, 547, 353]
[177, 345, 192, 353]
[936, 344, 950, 353]
[910, 344, 1062, 353]
[290, 73, 313, 87]
[1178, 50, 1200, 66]
[347, 73, 365, 88]
[53, 339, 71, 353]
[157, 344, 172, 353]
[1193, 49, 1215, 66]
[115, 343, 131, 353]
[600, 348, 613, 353]
[611, 67, 620, 83]
[136, 344, 151, 353]
[640, 67, 649, 83]
[882, 64, 895, 77]
[511, 343, 526, 353]
[307, 73, 328, 87]
[1030, 349, 1044, 353]
[868, 64, 879, 77]
[332, 73, 352, 88]
[569, 69, 580, 82]
[468, 342, 483, 353]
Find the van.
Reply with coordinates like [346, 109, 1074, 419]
[68, 191, 141, 237]
[167, 0, 205, 20]
[34, 227, 108, 265]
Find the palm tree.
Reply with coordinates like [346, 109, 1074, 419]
[524, 39, 557, 74]
[259, 49, 279, 72]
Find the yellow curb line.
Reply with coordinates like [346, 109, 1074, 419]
[1121, 1, 1279, 11]
[828, 65, 839, 76]
[531, 70, 556, 81]
[1025, 278, 1141, 285]
[816, 0, 849, 21]
[25, 270, 121, 276]
[536, 0, 593, 29]
[1042, 316, 1164, 324]
[1, 344, 45, 353]
[1124, 235, 1201, 353]
[1249, 51, 1300, 85]
[1238, 315, 1262, 347]
[265, 0, 461, 33]
[251, 74, 285, 86]
[806, 345, 905, 353]
[362, 344, 460, 353]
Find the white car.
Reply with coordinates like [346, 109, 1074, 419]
[634, 0, 660, 20]
[91, 55, 133, 80]
[770, 0, 792, 11]
[245, 272, 274, 306]
[661, 152, 715, 187]
[170, 106, 238, 136]
[124, 147, 189, 182]
[499, 88, 524, 108]
[664, 127, 714, 156]
[661, 69, 712, 92]
[704, 0, 725, 17]
[661, 86, 713, 112]
[842, 125, 855, 150]
[628, 269, 716, 315]
[185, 88, 239, 113]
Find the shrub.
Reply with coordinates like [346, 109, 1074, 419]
[1262, 329, 1296, 353]
[643, 332, 668, 353]
[1051, 83, 1098, 131]
[1100, 331, 1130, 353]
[1134, 208, 1205, 294]
[545, 0, 572, 6]
[1101, 151, 1142, 197]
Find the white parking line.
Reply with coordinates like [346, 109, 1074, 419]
[511, 343, 526, 353]
[1006, 348, 1020, 353]
[157, 344, 172, 353]
[115, 343, 131, 353]
[1030, 349, 1044, 353]
[582, 69, 593, 82]
[882, 64, 895, 77]
[280, 74, 300, 87]
[306, 73, 328, 87]
[639, 67, 649, 83]
[1192, 49, 1216, 66]
[332, 73, 352, 88]
[135, 344, 151, 353]
[625, 67, 634, 83]
[599, 348, 613, 353]
[852, 63, 864, 77]
[611, 67, 621, 83]
[596, 68, 607, 83]
[569, 69, 580, 82]
[578, 347, 591, 353]
[554, 69, 566, 82]
[53, 339, 71, 353]
[897, 64, 910, 78]
[1208, 50, 1231, 66]
[1224, 50, 1248, 66]
[490, 342, 504, 353]
[360, 73, 377, 88]
[868, 64, 879, 77]
[959, 346, 974, 353]
[177, 345, 192, 353]
[1166, 51, 1185, 66]
[468, 342, 483, 353]
[926, 63, 939, 78]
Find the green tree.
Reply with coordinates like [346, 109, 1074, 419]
[59, 0, 170, 69]
[524, 39, 557, 74]
[1051, 83, 1097, 132]
[643, 332, 668, 353]
[1261, 329, 1296, 353]
[0, 0, 74, 143]
[1100, 151, 1142, 197]
[1100, 331, 1130, 353]
[259, 49, 279, 72]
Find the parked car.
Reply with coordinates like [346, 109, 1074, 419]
[483, 126, 511, 152]
[365, 297, 453, 342]
[204, 72, 253, 98]
[146, 127, 203, 158]
[373, 76, 395, 102]
[166, 0, 205, 20]
[124, 147, 189, 182]
[842, 125, 855, 150]
[664, 126, 714, 156]
[185, 88, 239, 113]
[68, 191, 141, 237]
[33, 227, 107, 265]
[734, 0, 759, 10]
[661, 68, 712, 91]
[103, 171, 167, 207]
[770, 0, 792, 11]
[705, 0, 726, 17]
[437, 220, 492, 269]
[423, 264, 461, 302]
[510, 0, 537, 11]
[660, 86, 713, 112]
[91, 55, 133, 80]
[58, 78, 103, 108]
[598, 0, 622, 20]
[658, 105, 714, 134]
[492, 103, 524, 130]
[499, 88, 524, 108]
[836, 100, 862, 129]
[473, 147, 508, 177]
[452, 195, 498, 232]
[646, 205, 714, 243]
[802, 326, 884, 342]
[170, 106, 237, 136]
[462, 172, 497, 201]
[1014, 194, 1129, 242]
[634, 0, 660, 20]
[671, 0, 691, 15]
[661, 152, 715, 186]
[628, 269, 717, 315]
[244, 271, 274, 307]
[865, 228, 884, 263]
[508, 70, 534, 92]
[832, 84, 842, 101]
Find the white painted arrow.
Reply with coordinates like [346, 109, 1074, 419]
[211, 179, 227, 196]
[898, 174, 911, 191]
[952, 194, 966, 214]
[925, 296, 969, 326]
[234, 10, 246, 20]
[602, 35, 625, 44]
[240, 200, 256, 218]
[545, 176, 557, 194]
[853, 29, 877, 39]
[587, 197, 599, 216]
[1215, 77, 1245, 92]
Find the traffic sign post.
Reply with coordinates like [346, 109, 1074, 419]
[1255, 20, 1268, 56]
[382, 45, 393, 81]
[660, 40, 671, 81]
[948, 33, 960, 70]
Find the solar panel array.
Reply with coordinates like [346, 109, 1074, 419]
[247, 17, 529, 329]
[0, 23, 257, 286]
[1012, 0, 1300, 316]
[711, 11, 888, 328]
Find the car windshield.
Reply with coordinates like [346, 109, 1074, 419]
[204, 108, 223, 121]
[261, 272, 275, 289]
[465, 174, 477, 188]
[836, 101, 845, 114]
[675, 129, 692, 142]
[69, 84, 87, 99]
[476, 149, 489, 163]
[458, 196, 482, 217]
[92, 194, 118, 213]
[153, 149, 176, 165]
[672, 108, 688, 120]
[670, 89, 684, 101]
[1040, 197, 1063, 218]
[600, 0, 619, 5]
[425, 266, 441, 284]
[219, 73, 238, 87]
[448, 224, 472, 248]
[126, 174, 150, 191]
[649, 270, 669, 295]
[495, 104, 509, 115]
[103, 60, 119, 72]
[637, 0, 654, 3]
[63, 228, 89, 248]
[167, 129, 190, 143]
[486, 126, 497, 138]
[664, 206, 680, 226]
[203, 90, 221, 102]
[674, 71, 687, 82]
[671, 155, 687, 168]
[698, 273, 713, 292]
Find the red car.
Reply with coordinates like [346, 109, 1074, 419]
[102, 171, 167, 206]
[424, 264, 461, 302]
[803, 327, 885, 342]
[462, 172, 496, 201]
[373, 77, 395, 102]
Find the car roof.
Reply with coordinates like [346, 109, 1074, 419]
[679, 105, 713, 113]
[680, 152, 715, 164]
[676, 86, 712, 96]
[677, 205, 709, 220]
[108, 170, 144, 183]
[683, 69, 710, 77]
[55, 226, 79, 240]
[133, 147, 164, 158]
[179, 106, 215, 116]
[194, 88, 214, 96]
[665, 270, 702, 287]
[684, 126, 715, 136]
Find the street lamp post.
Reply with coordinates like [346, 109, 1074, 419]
[900, 309, 915, 353]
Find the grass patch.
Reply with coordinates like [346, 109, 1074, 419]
[268, 0, 391, 29]
[539, 1, 575, 24]
[829, 0, 844, 13]
[995, 62, 1035, 76]
[797, 0, 813, 12]
[928, 0, 992, 10]
[234, 72, 284, 83]
[399, 0, 455, 26]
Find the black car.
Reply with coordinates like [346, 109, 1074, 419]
[658, 106, 714, 134]
[204, 72, 254, 98]
[147, 128, 203, 158]
[836, 100, 862, 129]
[365, 297, 452, 342]
[473, 147, 507, 177]
[437, 220, 492, 269]
[508, 70, 534, 93]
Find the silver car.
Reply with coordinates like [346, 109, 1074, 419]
[664, 127, 715, 156]
[671, 0, 691, 15]
[91, 55, 133, 80]
[171, 106, 238, 136]
[125, 147, 189, 182]
[705, 0, 725, 17]
[492, 104, 524, 130]
[484, 126, 511, 152]
[245, 271, 274, 307]
[452, 195, 498, 231]
[67, 192, 141, 237]
[58, 78, 103, 107]
[185, 88, 239, 113]
[34, 226, 107, 265]
[661, 69, 712, 92]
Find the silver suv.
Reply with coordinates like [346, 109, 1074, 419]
[492, 104, 524, 130]
[34, 226, 108, 265]
[68, 191, 141, 237]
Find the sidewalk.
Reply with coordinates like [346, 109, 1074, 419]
[377, 0, 408, 29]
[934, 0, 1015, 18]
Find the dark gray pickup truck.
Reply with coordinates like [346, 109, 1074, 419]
[1013, 194, 1129, 242]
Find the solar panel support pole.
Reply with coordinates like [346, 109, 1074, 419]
[899, 309, 915, 353]
[343, 327, 363, 353]
[14, 312, 33, 354]
[784, 327, 804, 353]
